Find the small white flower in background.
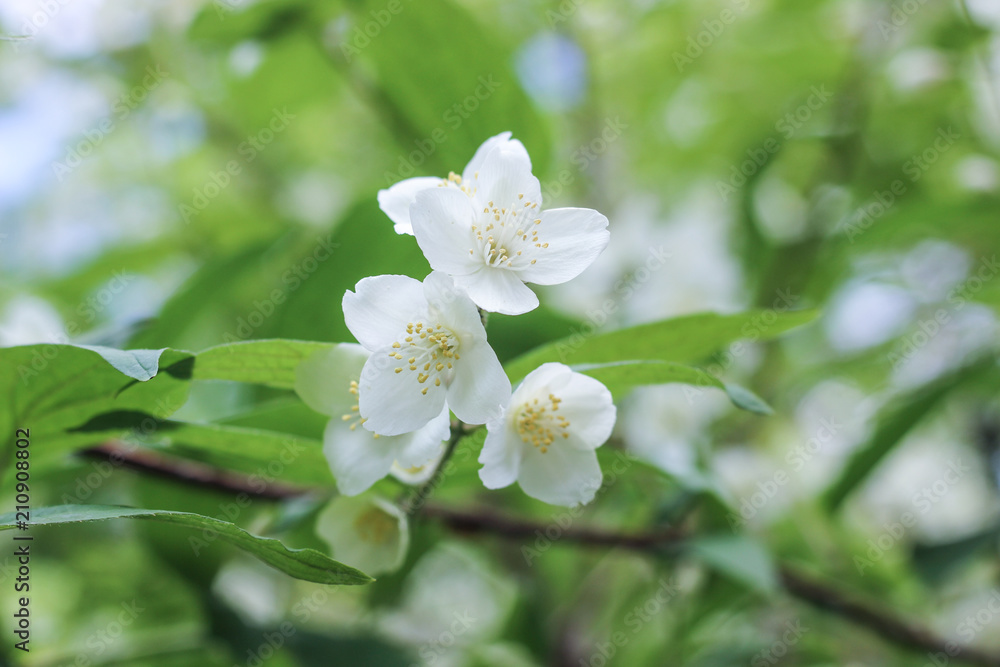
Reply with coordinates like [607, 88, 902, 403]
[478, 362, 616, 506]
[377, 131, 530, 235]
[390, 450, 445, 486]
[295, 343, 449, 495]
[343, 271, 511, 436]
[378, 545, 515, 652]
[408, 137, 610, 315]
[315, 495, 409, 576]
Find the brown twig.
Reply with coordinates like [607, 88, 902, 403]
[83, 442, 314, 500]
[423, 502, 685, 550]
[422, 504, 1000, 667]
[779, 567, 1000, 666]
[82, 442, 1000, 666]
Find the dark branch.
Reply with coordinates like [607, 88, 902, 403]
[423, 504, 1000, 667]
[423, 503, 685, 550]
[83, 441, 1000, 667]
[83, 442, 314, 500]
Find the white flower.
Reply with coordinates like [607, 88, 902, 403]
[315, 495, 409, 576]
[343, 271, 511, 436]
[390, 449, 445, 486]
[295, 343, 450, 495]
[478, 363, 616, 506]
[409, 139, 610, 315]
[378, 544, 515, 651]
[377, 131, 530, 235]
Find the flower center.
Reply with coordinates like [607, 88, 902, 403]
[470, 196, 546, 270]
[387, 321, 460, 396]
[514, 393, 570, 453]
[341, 379, 380, 438]
[440, 171, 477, 197]
[353, 506, 396, 544]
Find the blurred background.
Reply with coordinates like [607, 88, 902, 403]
[2, 0, 1000, 664]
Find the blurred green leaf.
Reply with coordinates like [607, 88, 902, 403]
[574, 360, 773, 414]
[0, 505, 372, 584]
[723, 383, 775, 416]
[193, 339, 333, 389]
[688, 535, 779, 595]
[342, 0, 552, 173]
[912, 524, 1000, 585]
[141, 420, 332, 487]
[504, 309, 819, 382]
[262, 200, 429, 342]
[188, 0, 310, 44]
[822, 360, 991, 512]
[0, 345, 192, 474]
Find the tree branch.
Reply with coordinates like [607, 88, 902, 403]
[423, 503, 1000, 667]
[778, 568, 1000, 666]
[83, 442, 315, 500]
[83, 442, 1000, 666]
[423, 503, 685, 550]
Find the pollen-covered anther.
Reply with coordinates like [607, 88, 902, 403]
[391, 321, 461, 396]
[514, 392, 570, 454]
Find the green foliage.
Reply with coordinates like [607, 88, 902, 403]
[575, 360, 773, 414]
[503, 309, 819, 381]
[688, 535, 779, 595]
[822, 359, 990, 511]
[5, 0, 1000, 662]
[0, 345, 191, 474]
[193, 339, 334, 389]
[0, 505, 371, 584]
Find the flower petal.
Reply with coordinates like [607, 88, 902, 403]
[454, 267, 539, 315]
[462, 131, 531, 183]
[513, 361, 569, 396]
[395, 404, 451, 468]
[411, 189, 481, 276]
[447, 337, 510, 424]
[377, 176, 444, 235]
[478, 416, 522, 489]
[295, 344, 367, 417]
[548, 369, 616, 450]
[516, 208, 610, 285]
[322, 417, 400, 495]
[423, 271, 486, 342]
[358, 346, 448, 435]
[343, 275, 426, 351]
[391, 444, 444, 485]
[517, 445, 603, 506]
[474, 143, 542, 211]
[316, 496, 408, 576]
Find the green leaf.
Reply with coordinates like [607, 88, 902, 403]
[912, 524, 1000, 584]
[822, 361, 990, 512]
[188, 0, 308, 43]
[342, 0, 551, 173]
[0, 505, 372, 585]
[722, 383, 775, 416]
[688, 535, 778, 594]
[93, 418, 333, 487]
[504, 309, 819, 383]
[573, 361, 773, 415]
[193, 339, 334, 389]
[0, 345, 192, 474]
[261, 200, 429, 342]
[75, 345, 169, 381]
